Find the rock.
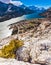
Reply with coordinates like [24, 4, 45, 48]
[0, 19, 51, 65]
[46, 58, 51, 65]
[37, 51, 51, 64]
[16, 41, 31, 62]
[30, 44, 41, 63]
[30, 39, 51, 64]
[39, 23, 45, 30]
[0, 58, 40, 65]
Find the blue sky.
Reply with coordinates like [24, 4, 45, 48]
[0, 0, 51, 8]
[12, 0, 51, 8]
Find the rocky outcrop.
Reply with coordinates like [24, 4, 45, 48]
[16, 41, 31, 62]
[16, 19, 51, 65]
[16, 38, 51, 65]
[30, 39, 51, 64]
[0, 18, 51, 65]
[0, 58, 40, 65]
[40, 7, 51, 18]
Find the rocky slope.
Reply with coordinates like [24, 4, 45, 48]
[40, 7, 51, 18]
[0, 18, 51, 65]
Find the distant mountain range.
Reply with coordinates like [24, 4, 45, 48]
[0, 1, 50, 22]
[29, 6, 45, 12]
[0, 1, 34, 22]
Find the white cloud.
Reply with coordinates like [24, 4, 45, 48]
[10, 1, 23, 6]
[0, 0, 10, 3]
[0, 0, 23, 6]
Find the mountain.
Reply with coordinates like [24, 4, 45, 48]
[0, 1, 8, 16]
[40, 7, 51, 18]
[0, 1, 34, 22]
[8, 2, 34, 15]
[29, 6, 39, 11]
[29, 6, 45, 13]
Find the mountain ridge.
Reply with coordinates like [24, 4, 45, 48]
[0, 1, 34, 22]
[40, 7, 51, 18]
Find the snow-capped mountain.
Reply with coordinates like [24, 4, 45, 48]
[0, 0, 46, 22]
[10, 1, 34, 14]
[0, 1, 8, 16]
[29, 6, 39, 11]
[0, 1, 34, 22]
[29, 6, 45, 12]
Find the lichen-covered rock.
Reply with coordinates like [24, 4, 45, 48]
[30, 39, 51, 64]
[30, 45, 41, 63]
[0, 58, 40, 65]
[16, 41, 31, 62]
[0, 19, 51, 65]
[37, 51, 51, 64]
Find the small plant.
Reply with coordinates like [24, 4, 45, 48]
[0, 39, 24, 58]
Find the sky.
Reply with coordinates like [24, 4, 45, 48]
[0, 0, 51, 8]
[12, 0, 51, 7]
[0, 0, 10, 3]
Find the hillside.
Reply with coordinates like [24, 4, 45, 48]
[0, 18, 51, 65]
[40, 7, 51, 18]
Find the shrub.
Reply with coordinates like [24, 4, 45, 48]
[0, 39, 24, 58]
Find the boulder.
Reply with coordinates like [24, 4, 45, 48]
[0, 58, 40, 65]
[16, 41, 31, 62]
[30, 39, 51, 64]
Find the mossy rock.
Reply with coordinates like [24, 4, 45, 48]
[0, 39, 24, 58]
